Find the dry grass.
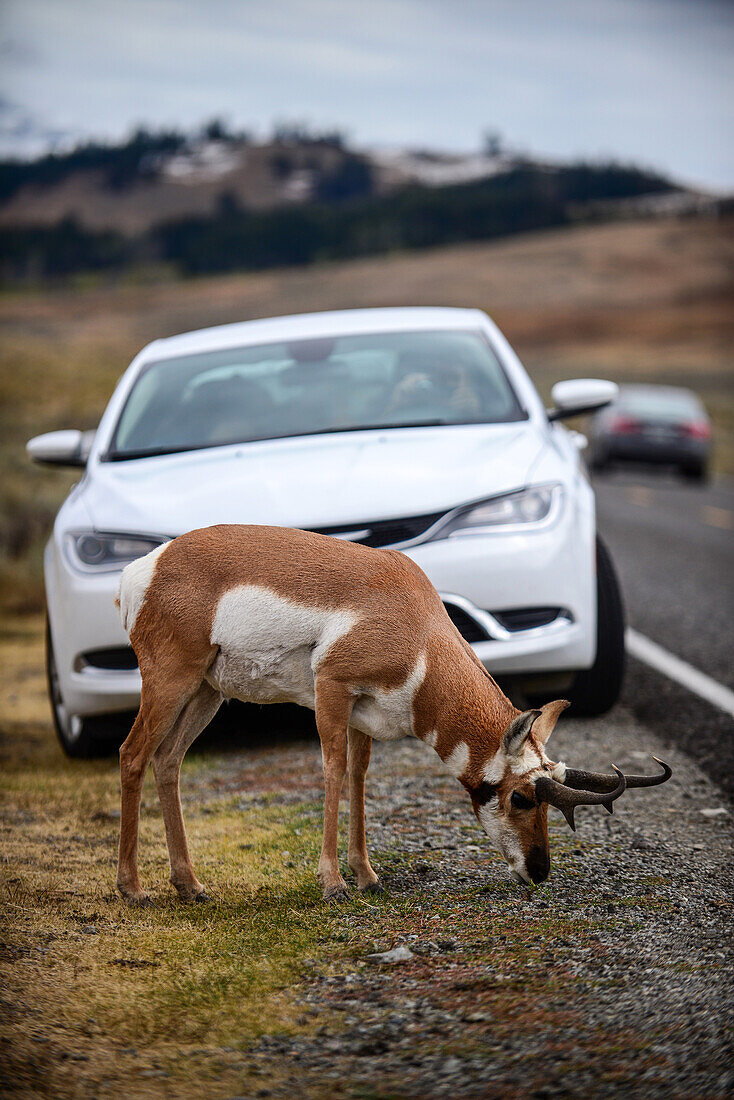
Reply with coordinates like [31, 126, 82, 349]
[1, 214, 732, 618]
[0, 621, 350, 1097]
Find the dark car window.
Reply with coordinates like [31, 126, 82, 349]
[108, 329, 526, 460]
[614, 387, 704, 421]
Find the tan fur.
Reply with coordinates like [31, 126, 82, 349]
[116, 525, 564, 903]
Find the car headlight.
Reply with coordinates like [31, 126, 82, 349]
[67, 532, 167, 572]
[433, 484, 563, 539]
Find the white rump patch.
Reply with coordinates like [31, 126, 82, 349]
[443, 741, 470, 780]
[117, 542, 168, 634]
[209, 585, 358, 707]
[422, 729, 438, 749]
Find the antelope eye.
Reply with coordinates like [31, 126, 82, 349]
[510, 791, 535, 810]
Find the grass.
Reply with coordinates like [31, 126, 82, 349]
[0, 716, 365, 1095]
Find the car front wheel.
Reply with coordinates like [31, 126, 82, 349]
[46, 618, 123, 757]
[564, 536, 625, 716]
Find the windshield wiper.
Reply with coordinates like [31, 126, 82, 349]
[105, 421, 458, 460]
[105, 443, 211, 461]
[311, 419, 451, 434]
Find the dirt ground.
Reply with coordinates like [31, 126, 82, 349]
[0, 619, 732, 1099]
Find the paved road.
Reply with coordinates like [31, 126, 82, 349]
[593, 467, 734, 792]
[594, 469, 734, 687]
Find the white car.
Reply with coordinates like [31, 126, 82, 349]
[28, 307, 624, 756]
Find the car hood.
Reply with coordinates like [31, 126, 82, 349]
[83, 424, 547, 535]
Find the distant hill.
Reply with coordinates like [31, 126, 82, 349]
[0, 124, 699, 284]
[0, 126, 377, 234]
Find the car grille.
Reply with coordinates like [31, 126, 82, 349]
[443, 603, 490, 643]
[492, 607, 565, 632]
[81, 646, 138, 671]
[310, 510, 446, 548]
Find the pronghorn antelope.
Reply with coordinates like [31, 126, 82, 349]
[115, 524, 670, 903]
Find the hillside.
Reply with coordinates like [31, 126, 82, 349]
[0, 129, 681, 283]
[0, 134, 371, 234]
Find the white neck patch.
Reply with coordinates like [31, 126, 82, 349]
[482, 752, 505, 784]
[443, 741, 470, 780]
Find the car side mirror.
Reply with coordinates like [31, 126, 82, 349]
[26, 429, 95, 467]
[547, 379, 619, 422]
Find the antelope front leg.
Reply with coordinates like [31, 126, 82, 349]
[315, 678, 351, 901]
[347, 727, 382, 893]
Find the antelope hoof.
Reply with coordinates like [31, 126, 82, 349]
[118, 886, 152, 907]
[323, 884, 350, 903]
[360, 880, 385, 896]
[173, 882, 210, 903]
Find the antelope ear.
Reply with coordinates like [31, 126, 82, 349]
[502, 709, 541, 757]
[533, 699, 570, 746]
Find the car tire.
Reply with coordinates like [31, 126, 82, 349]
[680, 461, 708, 483]
[564, 536, 626, 716]
[589, 449, 610, 473]
[46, 617, 123, 758]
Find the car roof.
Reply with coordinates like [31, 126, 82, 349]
[140, 307, 488, 362]
[616, 382, 704, 409]
[615, 384, 702, 406]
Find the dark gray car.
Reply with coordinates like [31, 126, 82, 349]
[589, 384, 711, 481]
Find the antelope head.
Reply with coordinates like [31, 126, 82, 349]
[466, 699, 671, 885]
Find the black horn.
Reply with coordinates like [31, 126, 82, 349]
[534, 765, 626, 832]
[562, 757, 672, 797]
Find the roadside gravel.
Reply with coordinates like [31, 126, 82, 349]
[217, 702, 733, 1099]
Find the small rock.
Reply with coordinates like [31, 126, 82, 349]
[366, 945, 415, 964]
[700, 807, 728, 818]
[81, 925, 98, 935]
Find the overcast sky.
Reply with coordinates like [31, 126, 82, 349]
[1, 0, 732, 189]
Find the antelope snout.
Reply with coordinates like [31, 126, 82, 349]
[525, 845, 550, 884]
[508, 846, 550, 887]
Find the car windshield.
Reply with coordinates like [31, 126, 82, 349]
[108, 329, 526, 459]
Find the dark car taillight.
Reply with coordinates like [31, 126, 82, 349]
[609, 415, 641, 434]
[680, 420, 711, 440]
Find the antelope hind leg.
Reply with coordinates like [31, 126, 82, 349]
[117, 679, 193, 904]
[153, 682, 222, 901]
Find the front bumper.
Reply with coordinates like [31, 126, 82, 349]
[405, 488, 595, 674]
[46, 485, 596, 718]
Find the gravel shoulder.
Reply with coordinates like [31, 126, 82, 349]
[240, 706, 734, 1099]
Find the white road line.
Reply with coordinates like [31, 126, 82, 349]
[626, 627, 734, 719]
